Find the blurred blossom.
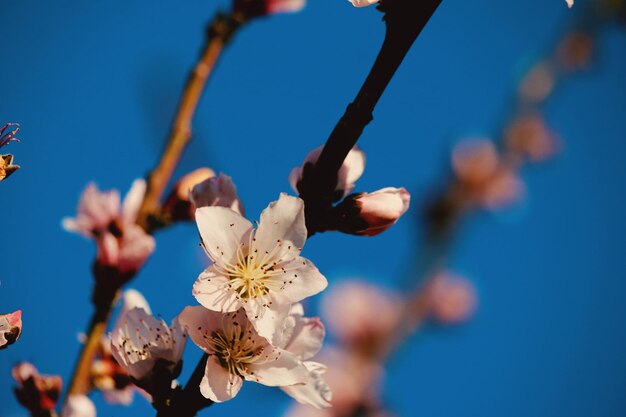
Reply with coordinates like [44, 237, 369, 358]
[0, 310, 22, 349]
[162, 167, 216, 221]
[334, 187, 410, 236]
[285, 347, 384, 417]
[426, 272, 477, 325]
[566, 0, 574, 8]
[190, 173, 244, 215]
[322, 281, 402, 354]
[234, 0, 305, 18]
[193, 194, 327, 344]
[556, 31, 594, 71]
[289, 145, 366, 200]
[280, 304, 331, 409]
[518, 61, 555, 103]
[452, 139, 499, 187]
[109, 293, 186, 394]
[452, 139, 525, 210]
[178, 306, 309, 403]
[63, 180, 155, 277]
[505, 114, 560, 162]
[61, 395, 96, 417]
[12, 362, 63, 414]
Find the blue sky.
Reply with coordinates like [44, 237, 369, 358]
[1, 1, 626, 416]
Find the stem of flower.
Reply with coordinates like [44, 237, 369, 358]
[301, 0, 442, 234]
[136, 13, 243, 232]
[156, 354, 212, 417]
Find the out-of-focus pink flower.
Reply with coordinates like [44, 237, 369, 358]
[519, 61, 555, 103]
[12, 362, 63, 413]
[338, 187, 410, 236]
[426, 272, 477, 325]
[505, 115, 560, 162]
[0, 310, 22, 349]
[279, 304, 331, 409]
[179, 306, 309, 403]
[191, 173, 244, 215]
[64, 180, 155, 276]
[110, 293, 186, 391]
[348, 0, 379, 7]
[452, 139, 525, 210]
[234, 0, 305, 18]
[61, 395, 96, 417]
[289, 145, 366, 200]
[192, 194, 327, 344]
[566, 0, 574, 8]
[0, 123, 20, 148]
[284, 347, 383, 417]
[322, 281, 402, 354]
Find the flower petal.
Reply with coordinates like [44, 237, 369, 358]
[200, 355, 243, 402]
[245, 302, 291, 346]
[122, 179, 146, 225]
[246, 350, 308, 387]
[177, 306, 224, 352]
[285, 315, 325, 361]
[193, 267, 242, 313]
[270, 257, 328, 305]
[281, 361, 332, 409]
[253, 194, 306, 263]
[195, 207, 253, 265]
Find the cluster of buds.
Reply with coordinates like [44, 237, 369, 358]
[0, 310, 23, 349]
[0, 122, 21, 182]
[290, 145, 410, 236]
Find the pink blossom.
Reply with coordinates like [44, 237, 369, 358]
[348, 0, 379, 7]
[178, 306, 309, 403]
[192, 194, 327, 344]
[0, 310, 22, 349]
[191, 173, 244, 215]
[234, 0, 305, 17]
[64, 180, 155, 275]
[162, 168, 216, 221]
[322, 281, 402, 352]
[505, 115, 559, 162]
[426, 272, 477, 325]
[12, 362, 63, 413]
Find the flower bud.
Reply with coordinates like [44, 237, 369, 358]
[452, 139, 499, 187]
[334, 188, 410, 236]
[290, 145, 365, 201]
[505, 114, 559, 162]
[12, 362, 63, 414]
[0, 310, 22, 349]
[234, 0, 305, 19]
[162, 168, 215, 221]
[190, 173, 243, 215]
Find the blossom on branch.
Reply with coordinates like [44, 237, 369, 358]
[109, 293, 187, 394]
[178, 306, 310, 403]
[162, 167, 216, 221]
[61, 395, 97, 417]
[347, 0, 379, 7]
[12, 362, 63, 415]
[290, 145, 365, 201]
[191, 173, 244, 215]
[0, 310, 22, 349]
[425, 271, 477, 325]
[192, 193, 327, 343]
[63, 180, 155, 277]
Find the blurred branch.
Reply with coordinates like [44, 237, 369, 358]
[62, 11, 243, 409]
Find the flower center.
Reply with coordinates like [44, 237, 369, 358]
[207, 324, 265, 377]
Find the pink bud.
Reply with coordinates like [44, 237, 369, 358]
[353, 187, 410, 236]
[190, 173, 244, 215]
[427, 272, 477, 325]
[234, 0, 305, 18]
[452, 139, 499, 186]
[163, 168, 216, 221]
